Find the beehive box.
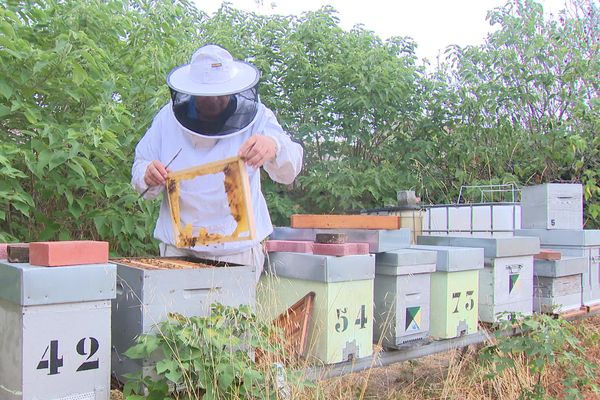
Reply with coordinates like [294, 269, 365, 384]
[418, 236, 539, 322]
[520, 183, 583, 230]
[0, 260, 116, 400]
[270, 227, 411, 253]
[374, 248, 436, 348]
[110, 258, 255, 380]
[258, 252, 375, 364]
[516, 229, 600, 307]
[411, 244, 484, 339]
[360, 207, 424, 244]
[533, 256, 587, 313]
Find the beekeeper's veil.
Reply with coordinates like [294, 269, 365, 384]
[166, 44, 260, 138]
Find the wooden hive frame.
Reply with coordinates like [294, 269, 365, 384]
[165, 156, 256, 248]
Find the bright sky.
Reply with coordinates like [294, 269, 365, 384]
[195, 0, 566, 62]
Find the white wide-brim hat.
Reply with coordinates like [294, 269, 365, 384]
[166, 44, 260, 96]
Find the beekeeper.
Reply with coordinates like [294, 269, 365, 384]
[132, 44, 303, 280]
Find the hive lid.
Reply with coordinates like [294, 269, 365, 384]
[271, 227, 411, 253]
[409, 245, 484, 272]
[377, 248, 437, 265]
[533, 256, 588, 278]
[515, 229, 600, 247]
[417, 235, 540, 257]
[265, 252, 375, 283]
[0, 261, 116, 306]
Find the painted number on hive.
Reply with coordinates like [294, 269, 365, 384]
[36, 337, 100, 375]
[451, 290, 475, 314]
[335, 305, 367, 332]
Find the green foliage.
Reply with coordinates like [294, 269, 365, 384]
[0, 0, 597, 246]
[426, 0, 599, 220]
[122, 303, 302, 400]
[479, 313, 600, 399]
[0, 0, 202, 254]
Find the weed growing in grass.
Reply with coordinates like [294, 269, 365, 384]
[479, 313, 600, 400]
[121, 303, 311, 400]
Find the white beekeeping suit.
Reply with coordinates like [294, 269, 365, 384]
[131, 44, 303, 280]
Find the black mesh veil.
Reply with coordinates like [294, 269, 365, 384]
[170, 86, 259, 138]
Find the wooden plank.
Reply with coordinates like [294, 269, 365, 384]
[552, 307, 588, 320]
[291, 214, 401, 230]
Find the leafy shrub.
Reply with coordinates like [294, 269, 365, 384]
[122, 303, 308, 400]
[479, 313, 600, 400]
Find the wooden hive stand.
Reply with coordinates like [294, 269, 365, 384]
[166, 156, 256, 248]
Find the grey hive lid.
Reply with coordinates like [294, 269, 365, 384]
[417, 235, 540, 257]
[515, 229, 600, 247]
[266, 252, 375, 283]
[376, 248, 437, 267]
[533, 256, 588, 278]
[409, 245, 484, 272]
[0, 261, 116, 306]
[270, 227, 411, 253]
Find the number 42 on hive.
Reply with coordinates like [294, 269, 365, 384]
[36, 337, 100, 375]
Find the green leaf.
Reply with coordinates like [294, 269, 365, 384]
[155, 359, 175, 375]
[0, 105, 10, 118]
[68, 159, 86, 178]
[76, 156, 99, 178]
[0, 79, 14, 99]
[105, 184, 122, 197]
[65, 88, 81, 101]
[0, 21, 15, 37]
[72, 62, 87, 86]
[164, 368, 183, 384]
[23, 109, 39, 124]
[123, 343, 148, 360]
[218, 366, 235, 391]
[48, 152, 69, 171]
[11, 200, 31, 217]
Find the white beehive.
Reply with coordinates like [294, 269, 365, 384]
[516, 229, 600, 307]
[258, 252, 375, 364]
[411, 244, 484, 339]
[0, 260, 116, 400]
[111, 259, 256, 381]
[418, 236, 539, 322]
[374, 248, 436, 348]
[520, 183, 583, 230]
[534, 256, 587, 313]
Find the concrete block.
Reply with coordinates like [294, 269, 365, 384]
[7, 244, 29, 263]
[312, 242, 370, 256]
[265, 240, 313, 254]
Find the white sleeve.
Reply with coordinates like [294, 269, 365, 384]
[131, 114, 165, 200]
[259, 108, 303, 185]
